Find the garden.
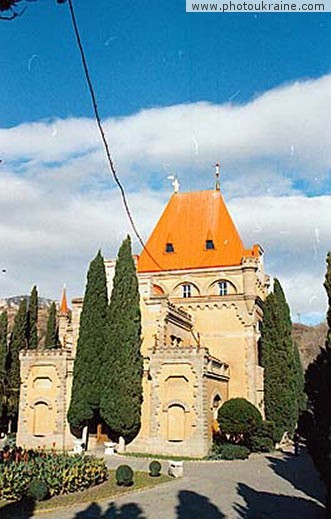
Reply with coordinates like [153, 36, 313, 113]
[209, 397, 278, 460]
[0, 446, 169, 512]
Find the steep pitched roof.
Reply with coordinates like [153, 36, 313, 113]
[137, 190, 259, 273]
[60, 286, 69, 314]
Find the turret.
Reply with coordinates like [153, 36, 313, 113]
[58, 285, 70, 347]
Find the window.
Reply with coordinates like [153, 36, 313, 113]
[165, 242, 174, 253]
[218, 281, 228, 296]
[182, 283, 192, 298]
[206, 239, 215, 250]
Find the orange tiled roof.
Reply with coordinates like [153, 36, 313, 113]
[137, 190, 259, 273]
[60, 286, 69, 314]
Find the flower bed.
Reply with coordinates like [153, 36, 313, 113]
[0, 448, 108, 501]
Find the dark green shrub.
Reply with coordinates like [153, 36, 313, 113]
[250, 420, 275, 452]
[211, 442, 225, 456]
[115, 465, 134, 486]
[28, 479, 48, 501]
[219, 444, 250, 460]
[218, 398, 262, 445]
[149, 460, 161, 477]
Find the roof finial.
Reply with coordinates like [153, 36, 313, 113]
[60, 284, 69, 315]
[167, 175, 180, 194]
[215, 163, 220, 191]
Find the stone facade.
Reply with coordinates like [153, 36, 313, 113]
[17, 184, 269, 457]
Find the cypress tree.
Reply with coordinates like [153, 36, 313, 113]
[100, 236, 143, 442]
[6, 298, 27, 425]
[260, 279, 298, 440]
[45, 302, 59, 349]
[0, 311, 8, 420]
[305, 252, 331, 511]
[67, 250, 108, 432]
[27, 285, 38, 349]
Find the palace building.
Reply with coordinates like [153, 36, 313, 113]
[17, 169, 269, 457]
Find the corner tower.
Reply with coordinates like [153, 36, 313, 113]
[137, 175, 269, 413]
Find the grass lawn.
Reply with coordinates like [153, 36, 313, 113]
[121, 451, 205, 461]
[0, 470, 172, 514]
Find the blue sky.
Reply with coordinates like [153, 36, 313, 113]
[0, 0, 331, 325]
[1, 2, 331, 125]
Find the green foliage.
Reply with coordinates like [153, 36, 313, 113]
[250, 421, 275, 452]
[210, 444, 250, 461]
[28, 479, 48, 501]
[100, 236, 143, 442]
[6, 299, 27, 420]
[260, 279, 302, 438]
[149, 460, 161, 477]
[68, 250, 108, 432]
[115, 464, 134, 486]
[27, 285, 38, 350]
[45, 302, 59, 349]
[0, 311, 8, 420]
[305, 252, 331, 507]
[0, 452, 108, 501]
[217, 398, 262, 445]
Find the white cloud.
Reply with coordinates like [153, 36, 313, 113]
[1, 74, 331, 323]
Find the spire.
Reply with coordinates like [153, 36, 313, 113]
[215, 163, 220, 191]
[167, 175, 180, 193]
[60, 285, 69, 314]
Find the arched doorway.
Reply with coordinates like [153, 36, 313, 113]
[167, 404, 185, 442]
[33, 402, 52, 437]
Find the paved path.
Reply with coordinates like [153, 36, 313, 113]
[1, 449, 326, 518]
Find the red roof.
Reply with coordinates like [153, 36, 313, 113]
[137, 190, 259, 273]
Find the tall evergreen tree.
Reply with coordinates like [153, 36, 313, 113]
[305, 252, 331, 511]
[27, 285, 38, 349]
[6, 298, 27, 425]
[67, 250, 108, 432]
[0, 311, 8, 421]
[100, 236, 143, 442]
[45, 302, 59, 349]
[260, 279, 299, 440]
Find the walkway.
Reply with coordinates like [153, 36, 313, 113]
[1, 448, 326, 518]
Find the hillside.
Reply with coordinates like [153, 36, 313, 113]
[0, 296, 56, 348]
[292, 321, 327, 370]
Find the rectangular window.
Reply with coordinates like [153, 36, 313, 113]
[182, 284, 192, 298]
[219, 281, 228, 296]
[206, 239, 215, 250]
[165, 242, 174, 253]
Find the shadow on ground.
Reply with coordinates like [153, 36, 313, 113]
[176, 490, 225, 518]
[0, 496, 36, 519]
[72, 491, 225, 519]
[74, 501, 145, 518]
[234, 482, 325, 518]
[266, 448, 326, 505]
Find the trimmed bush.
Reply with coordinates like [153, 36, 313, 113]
[115, 465, 134, 486]
[28, 479, 48, 501]
[149, 460, 161, 477]
[218, 398, 262, 445]
[250, 420, 275, 453]
[219, 444, 250, 460]
[0, 451, 108, 501]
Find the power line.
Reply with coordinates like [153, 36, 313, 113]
[67, 0, 163, 271]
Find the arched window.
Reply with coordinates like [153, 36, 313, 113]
[218, 281, 228, 296]
[182, 283, 192, 298]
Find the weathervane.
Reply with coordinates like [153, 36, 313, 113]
[167, 175, 180, 193]
[215, 163, 220, 191]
